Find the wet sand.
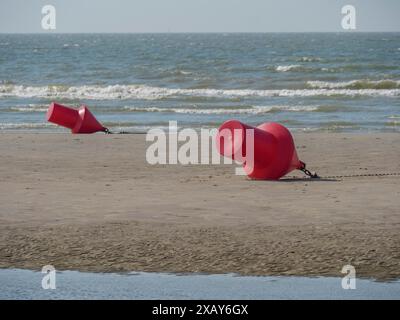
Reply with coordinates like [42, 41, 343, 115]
[0, 132, 399, 279]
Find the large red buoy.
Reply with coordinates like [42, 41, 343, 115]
[47, 102, 107, 134]
[216, 120, 310, 180]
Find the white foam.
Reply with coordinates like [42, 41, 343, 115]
[124, 105, 319, 114]
[0, 122, 53, 129]
[297, 57, 322, 62]
[176, 70, 191, 75]
[275, 65, 303, 72]
[307, 79, 400, 89]
[1, 84, 399, 100]
[10, 104, 48, 112]
[10, 107, 48, 112]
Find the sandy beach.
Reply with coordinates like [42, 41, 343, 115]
[0, 132, 399, 280]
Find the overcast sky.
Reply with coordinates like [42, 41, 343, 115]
[1, 0, 399, 33]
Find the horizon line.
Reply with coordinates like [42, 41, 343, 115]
[1, 31, 400, 35]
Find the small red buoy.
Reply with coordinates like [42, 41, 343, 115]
[47, 102, 106, 134]
[216, 120, 304, 180]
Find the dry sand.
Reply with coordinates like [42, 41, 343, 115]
[0, 132, 399, 280]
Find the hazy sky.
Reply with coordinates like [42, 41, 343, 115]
[1, 0, 399, 33]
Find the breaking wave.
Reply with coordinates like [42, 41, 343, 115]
[1, 84, 399, 100]
[9, 104, 48, 112]
[0, 122, 54, 130]
[124, 105, 320, 114]
[307, 79, 400, 89]
[6, 104, 350, 115]
[275, 65, 305, 72]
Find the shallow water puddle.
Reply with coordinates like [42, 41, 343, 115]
[0, 269, 399, 299]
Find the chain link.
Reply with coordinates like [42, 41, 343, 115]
[300, 167, 320, 178]
[103, 128, 131, 134]
[298, 161, 319, 178]
[319, 172, 400, 179]
[298, 161, 400, 180]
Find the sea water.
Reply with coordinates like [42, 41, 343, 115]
[0, 269, 399, 300]
[0, 33, 399, 132]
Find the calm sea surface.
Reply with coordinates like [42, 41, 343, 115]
[0, 33, 399, 132]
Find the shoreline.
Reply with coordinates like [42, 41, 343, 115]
[1, 132, 399, 280]
[2, 266, 400, 282]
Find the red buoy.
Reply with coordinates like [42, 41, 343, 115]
[216, 120, 303, 180]
[47, 102, 106, 134]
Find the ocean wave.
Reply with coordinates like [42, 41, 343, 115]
[0, 121, 168, 132]
[385, 121, 399, 127]
[275, 64, 396, 73]
[274, 64, 334, 73]
[307, 79, 400, 90]
[124, 105, 319, 114]
[6, 103, 344, 115]
[174, 70, 192, 76]
[296, 57, 322, 62]
[10, 107, 48, 112]
[0, 122, 54, 129]
[275, 65, 305, 72]
[62, 43, 80, 48]
[1, 84, 400, 100]
[10, 104, 48, 112]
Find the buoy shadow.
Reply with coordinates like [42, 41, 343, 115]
[248, 177, 339, 182]
[278, 177, 338, 182]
